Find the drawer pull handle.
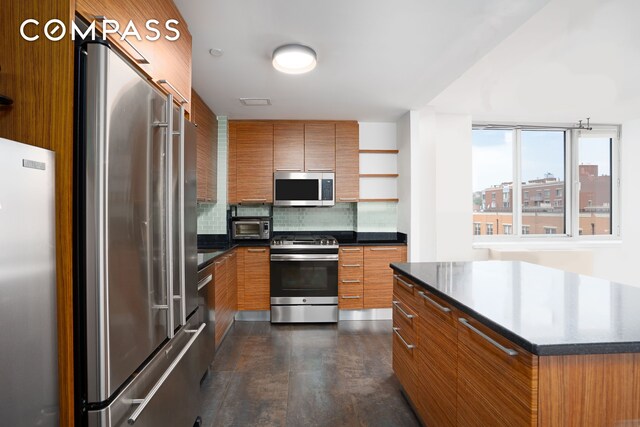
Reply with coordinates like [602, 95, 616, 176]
[339, 198, 358, 201]
[275, 168, 303, 171]
[341, 280, 360, 283]
[341, 248, 361, 252]
[197, 274, 212, 291]
[458, 318, 518, 356]
[341, 295, 361, 299]
[417, 291, 451, 313]
[241, 198, 267, 202]
[342, 264, 361, 268]
[394, 275, 414, 290]
[307, 168, 333, 171]
[248, 249, 266, 253]
[370, 247, 398, 251]
[392, 300, 415, 320]
[392, 327, 415, 350]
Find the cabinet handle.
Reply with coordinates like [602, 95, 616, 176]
[339, 198, 358, 201]
[275, 168, 303, 171]
[458, 318, 518, 356]
[341, 248, 361, 252]
[241, 198, 267, 203]
[392, 300, 415, 320]
[417, 291, 451, 313]
[197, 274, 212, 291]
[341, 279, 360, 283]
[370, 247, 398, 251]
[394, 275, 414, 291]
[157, 79, 189, 104]
[392, 327, 415, 350]
[248, 249, 266, 253]
[341, 295, 361, 299]
[214, 260, 225, 265]
[307, 168, 333, 171]
[95, 16, 150, 64]
[341, 264, 361, 268]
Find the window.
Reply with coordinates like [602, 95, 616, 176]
[472, 125, 618, 240]
[473, 223, 481, 235]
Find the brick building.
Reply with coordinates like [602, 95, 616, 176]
[473, 165, 611, 236]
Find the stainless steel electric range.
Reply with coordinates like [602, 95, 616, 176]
[270, 235, 339, 323]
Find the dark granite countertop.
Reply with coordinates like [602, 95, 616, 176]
[391, 261, 640, 356]
[197, 232, 406, 270]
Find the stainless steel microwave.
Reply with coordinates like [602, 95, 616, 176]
[273, 172, 335, 207]
[231, 217, 271, 240]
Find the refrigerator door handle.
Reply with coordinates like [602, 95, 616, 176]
[127, 323, 205, 425]
[164, 93, 175, 338]
[177, 104, 187, 326]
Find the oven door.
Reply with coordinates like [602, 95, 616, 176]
[232, 221, 262, 239]
[270, 254, 338, 303]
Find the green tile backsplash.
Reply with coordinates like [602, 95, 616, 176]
[198, 118, 398, 234]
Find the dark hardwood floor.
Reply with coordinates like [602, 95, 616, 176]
[197, 320, 420, 427]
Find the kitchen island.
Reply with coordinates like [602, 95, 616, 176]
[390, 261, 640, 426]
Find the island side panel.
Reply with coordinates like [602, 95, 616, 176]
[538, 353, 640, 426]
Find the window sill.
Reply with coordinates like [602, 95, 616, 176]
[472, 239, 622, 251]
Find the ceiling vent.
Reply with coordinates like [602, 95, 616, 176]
[239, 98, 272, 106]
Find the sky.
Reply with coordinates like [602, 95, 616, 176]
[472, 130, 611, 192]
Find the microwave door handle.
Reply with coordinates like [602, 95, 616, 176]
[318, 179, 322, 202]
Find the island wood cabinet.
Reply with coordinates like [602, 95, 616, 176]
[76, 0, 193, 113]
[392, 271, 640, 427]
[228, 120, 359, 204]
[236, 247, 270, 311]
[363, 246, 407, 308]
[191, 90, 217, 202]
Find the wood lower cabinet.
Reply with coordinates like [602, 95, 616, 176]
[236, 247, 270, 311]
[235, 122, 273, 204]
[363, 246, 407, 308]
[213, 252, 237, 348]
[76, 0, 192, 113]
[192, 90, 217, 202]
[338, 247, 364, 309]
[335, 122, 359, 202]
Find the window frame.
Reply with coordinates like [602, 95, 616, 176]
[472, 124, 620, 245]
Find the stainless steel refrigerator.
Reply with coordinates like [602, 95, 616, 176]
[0, 138, 58, 425]
[76, 41, 202, 426]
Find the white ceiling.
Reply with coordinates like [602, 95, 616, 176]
[430, 0, 640, 123]
[175, 0, 549, 121]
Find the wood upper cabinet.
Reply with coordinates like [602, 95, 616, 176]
[75, 0, 192, 113]
[235, 122, 274, 203]
[335, 122, 360, 202]
[363, 246, 407, 309]
[304, 123, 335, 172]
[274, 123, 304, 172]
[192, 90, 217, 202]
[236, 247, 270, 311]
[227, 122, 238, 204]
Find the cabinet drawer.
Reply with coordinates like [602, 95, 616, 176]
[392, 296, 418, 334]
[416, 349, 457, 427]
[392, 324, 418, 399]
[339, 246, 364, 261]
[339, 283, 363, 309]
[415, 288, 458, 335]
[393, 274, 417, 302]
[457, 316, 538, 427]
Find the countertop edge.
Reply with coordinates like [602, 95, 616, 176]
[390, 263, 640, 357]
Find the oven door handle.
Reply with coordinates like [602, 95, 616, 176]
[270, 254, 339, 262]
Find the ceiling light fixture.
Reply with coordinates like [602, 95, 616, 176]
[272, 44, 317, 74]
